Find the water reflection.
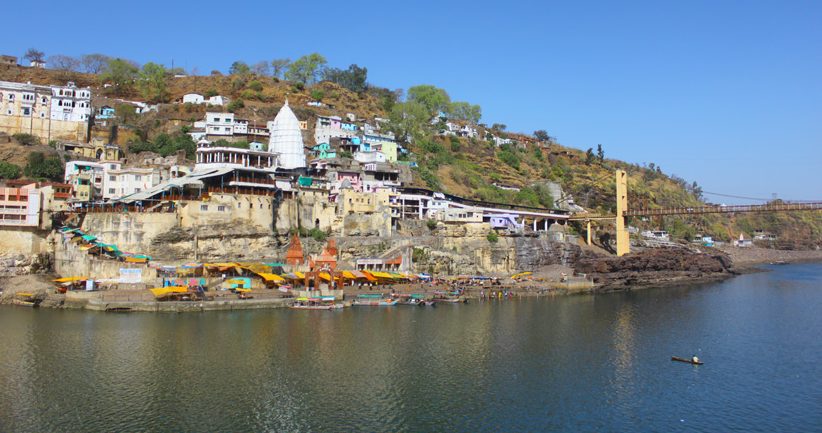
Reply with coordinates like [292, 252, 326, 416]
[0, 263, 821, 432]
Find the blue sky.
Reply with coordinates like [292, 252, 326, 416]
[6, 0, 821, 202]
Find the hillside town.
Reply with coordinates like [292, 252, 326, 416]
[0, 62, 817, 310]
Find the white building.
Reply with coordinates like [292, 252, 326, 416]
[183, 93, 204, 104]
[183, 94, 225, 106]
[268, 100, 306, 169]
[354, 151, 387, 164]
[102, 167, 161, 200]
[205, 112, 235, 136]
[0, 80, 91, 141]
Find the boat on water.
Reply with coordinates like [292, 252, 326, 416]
[352, 294, 398, 306]
[432, 297, 467, 304]
[671, 356, 704, 365]
[394, 294, 436, 306]
[12, 292, 41, 307]
[290, 297, 344, 310]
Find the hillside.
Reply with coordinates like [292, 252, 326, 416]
[1, 64, 819, 247]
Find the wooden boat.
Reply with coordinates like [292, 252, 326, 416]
[290, 303, 344, 310]
[671, 356, 704, 365]
[290, 297, 344, 310]
[432, 297, 467, 304]
[352, 298, 398, 306]
[12, 293, 41, 307]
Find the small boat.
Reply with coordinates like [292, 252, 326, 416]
[671, 356, 704, 365]
[432, 297, 466, 304]
[352, 294, 398, 306]
[290, 297, 344, 310]
[12, 292, 41, 307]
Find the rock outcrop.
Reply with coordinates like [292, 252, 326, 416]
[575, 248, 734, 291]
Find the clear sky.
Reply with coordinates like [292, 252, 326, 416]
[6, 0, 821, 202]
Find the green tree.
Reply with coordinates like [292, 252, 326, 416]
[448, 101, 482, 124]
[24, 152, 63, 181]
[310, 88, 325, 101]
[271, 58, 290, 78]
[585, 147, 595, 165]
[137, 62, 168, 102]
[229, 61, 251, 75]
[387, 100, 431, 141]
[285, 53, 327, 85]
[323, 64, 368, 92]
[0, 161, 21, 179]
[487, 230, 499, 243]
[534, 130, 550, 141]
[407, 85, 451, 114]
[597, 144, 604, 163]
[101, 58, 139, 95]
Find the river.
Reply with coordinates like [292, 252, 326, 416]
[1, 263, 820, 432]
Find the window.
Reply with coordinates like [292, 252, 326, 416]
[8, 94, 14, 101]
[200, 205, 208, 211]
[217, 205, 226, 212]
[108, 188, 115, 194]
[109, 164, 117, 169]
[134, 175, 141, 181]
[41, 97, 47, 103]
[109, 175, 115, 181]
[21, 107, 30, 116]
[134, 188, 141, 192]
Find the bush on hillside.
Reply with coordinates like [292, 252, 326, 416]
[24, 152, 62, 181]
[12, 133, 41, 146]
[0, 161, 21, 179]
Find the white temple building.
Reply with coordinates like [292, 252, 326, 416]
[195, 101, 307, 172]
[268, 100, 306, 169]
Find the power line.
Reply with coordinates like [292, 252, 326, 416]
[702, 191, 821, 203]
[701, 191, 772, 201]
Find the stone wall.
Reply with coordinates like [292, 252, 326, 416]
[0, 116, 88, 142]
[0, 227, 49, 255]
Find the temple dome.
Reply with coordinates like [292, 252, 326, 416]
[268, 100, 306, 169]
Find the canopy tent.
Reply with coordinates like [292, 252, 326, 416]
[81, 234, 97, 242]
[149, 286, 188, 298]
[257, 273, 286, 283]
[510, 271, 532, 279]
[53, 276, 88, 283]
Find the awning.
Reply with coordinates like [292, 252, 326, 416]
[257, 273, 285, 283]
[360, 271, 378, 282]
[369, 271, 395, 279]
[124, 257, 148, 263]
[511, 271, 532, 279]
[53, 276, 88, 283]
[318, 272, 332, 281]
[149, 286, 188, 298]
[81, 234, 97, 241]
[341, 271, 357, 280]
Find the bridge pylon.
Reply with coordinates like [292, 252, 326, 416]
[615, 169, 630, 256]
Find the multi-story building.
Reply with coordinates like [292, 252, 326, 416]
[0, 80, 91, 142]
[102, 167, 162, 200]
[64, 161, 117, 202]
[0, 182, 41, 227]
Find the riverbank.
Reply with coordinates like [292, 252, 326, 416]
[2, 247, 820, 312]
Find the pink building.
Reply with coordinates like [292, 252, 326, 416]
[0, 183, 41, 227]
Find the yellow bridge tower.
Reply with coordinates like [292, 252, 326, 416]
[615, 169, 630, 256]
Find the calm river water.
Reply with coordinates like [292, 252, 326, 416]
[1, 263, 821, 432]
